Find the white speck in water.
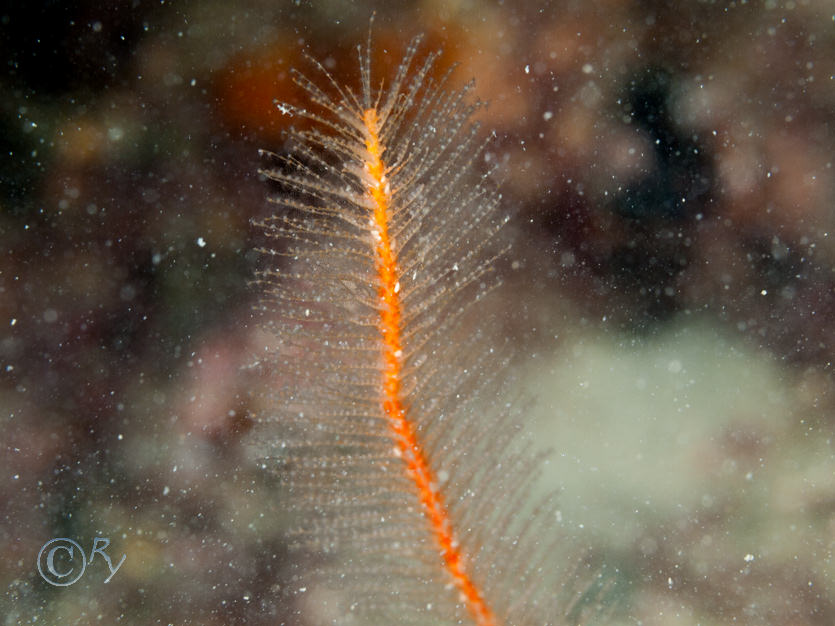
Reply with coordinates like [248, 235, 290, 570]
[163, 486, 170, 496]
[196, 237, 206, 247]
[524, 64, 530, 74]
[744, 553, 755, 562]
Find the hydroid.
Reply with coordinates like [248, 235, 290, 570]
[254, 32, 608, 626]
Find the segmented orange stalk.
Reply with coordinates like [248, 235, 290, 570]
[254, 33, 608, 626]
[362, 105, 495, 624]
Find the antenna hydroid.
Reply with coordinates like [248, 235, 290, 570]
[253, 32, 611, 626]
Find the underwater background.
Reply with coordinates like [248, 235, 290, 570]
[1, 1, 834, 624]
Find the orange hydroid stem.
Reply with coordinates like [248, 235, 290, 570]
[362, 107, 497, 626]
